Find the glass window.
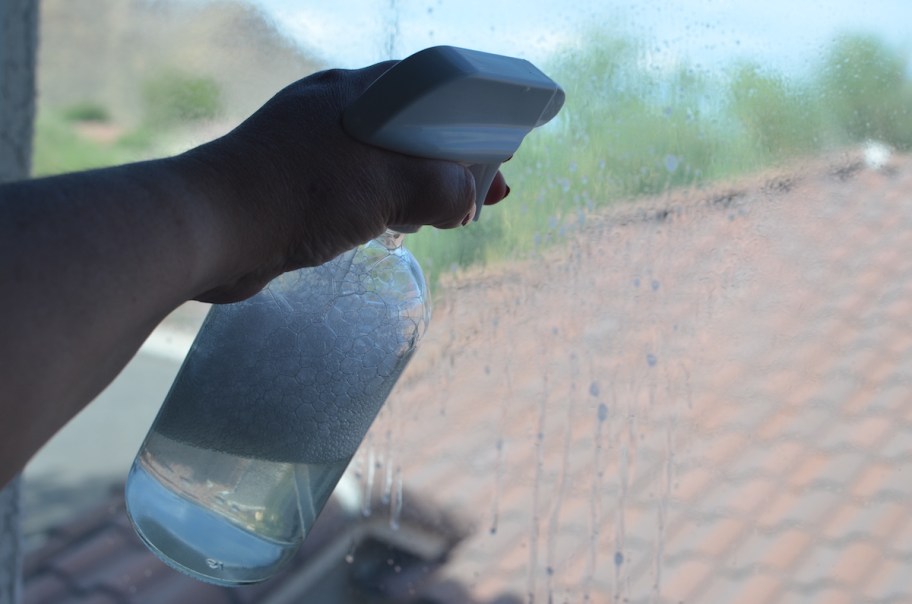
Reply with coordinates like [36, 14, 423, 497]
[24, 1, 912, 602]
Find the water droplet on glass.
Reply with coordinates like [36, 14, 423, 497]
[597, 403, 608, 422]
[647, 353, 658, 367]
[389, 465, 403, 531]
[614, 551, 624, 567]
[664, 154, 679, 173]
[651, 279, 660, 291]
[589, 381, 600, 397]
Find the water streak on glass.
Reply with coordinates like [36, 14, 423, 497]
[544, 352, 578, 604]
[525, 367, 549, 604]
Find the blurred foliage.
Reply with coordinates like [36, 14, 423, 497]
[32, 112, 144, 177]
[818, 34, 912, 149]
[141, 70, 223, 128]
[411, 30, 912, 280]
[30, 4, 912, 279]
[62, 102, 111, 123]
[728, 64, 821, 159]
[405, 210, 505, 281]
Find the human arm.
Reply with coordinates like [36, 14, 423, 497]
[0, 62, 507, 487]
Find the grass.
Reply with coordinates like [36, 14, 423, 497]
[31, 111, 146, 177]
[32, 67, 228, 178]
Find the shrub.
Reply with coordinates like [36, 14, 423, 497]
[818, 34, 912, 149]
[728, 64, 821, 160]
[141, 69, 222, 128]
[32, 112, 129, 176]
[62, 102, 110, 123]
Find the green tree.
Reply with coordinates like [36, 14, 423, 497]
[819, 33, 912, 149]
[548, 33, 726, 197]
[729, 63, 820, 159]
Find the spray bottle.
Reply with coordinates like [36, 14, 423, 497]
[124, 46, 564, 585]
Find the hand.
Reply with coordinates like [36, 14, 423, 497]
[183, 62, 510, 303]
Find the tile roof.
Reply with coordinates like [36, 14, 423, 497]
[24, 150, 912, 603]
[380, 151, 912, 602]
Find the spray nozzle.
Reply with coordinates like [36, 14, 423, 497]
[343, 45, 565, 232]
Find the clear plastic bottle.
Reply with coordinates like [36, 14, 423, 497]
[125, 230, 429, 585]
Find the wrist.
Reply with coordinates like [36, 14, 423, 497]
[169, 140, 292, 303]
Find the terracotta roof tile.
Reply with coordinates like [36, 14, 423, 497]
[45, 528, 136, 590]
[58, 593, 120, 604]
[380, 152, 912, 602]
[21, 571, 70, 604]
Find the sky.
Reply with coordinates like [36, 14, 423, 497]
[250, 0, 911, 77]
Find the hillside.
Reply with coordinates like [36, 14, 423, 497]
[37, 0, 322, 124]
